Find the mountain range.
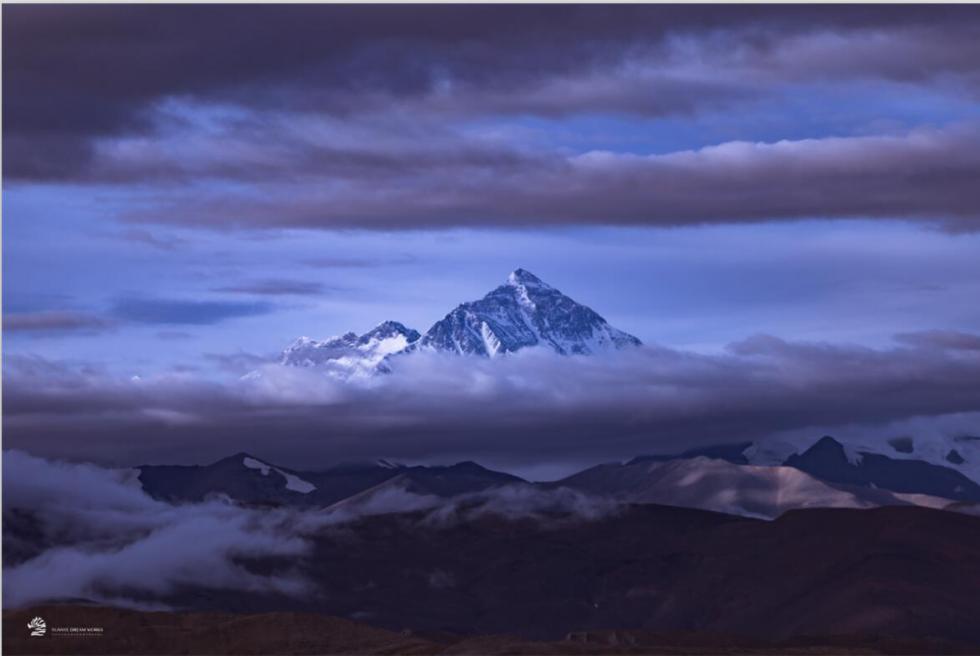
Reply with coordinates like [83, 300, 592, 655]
[135, 435, 978, 519]
[10, 440, 980, 650]
[280, 269, 641, 372]
[138, 455, 519, 508]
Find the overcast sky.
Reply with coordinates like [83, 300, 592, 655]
[4, 5, 980, 472]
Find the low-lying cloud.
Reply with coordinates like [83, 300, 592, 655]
[2, 450, 312, 608]
[4, 332, 980, 471]
[2, 451, 616, 609]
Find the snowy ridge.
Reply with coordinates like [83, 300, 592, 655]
[280, 321, 421, 375]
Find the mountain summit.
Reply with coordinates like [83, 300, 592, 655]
[280, 269, 641, 373]
[417, 268, 641, 356]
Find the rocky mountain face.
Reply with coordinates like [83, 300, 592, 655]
[784, 435, 980, 502]
[416, 269, 641, 357]
[279, 269, 641, 372]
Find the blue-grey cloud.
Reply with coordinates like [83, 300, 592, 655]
[302, 254, 417, 269]
[118, 228, 188, 251]
[212, 279, 329, 296]
[155, 330, 194, 341]
[3, 311, 113, 335]
[111, 298, 274, 325]
[203, 351, 276, 375]
[5, 5, 979, 182]
[3, 334, 979, 474]
[122, 125, 980, 232]
[895, 330, 980, 352]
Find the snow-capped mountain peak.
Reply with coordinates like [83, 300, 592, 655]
[359, 321, 421, 346]
[417, 269, 641, 357]
[507, 267, 551, 290]
[280, 269, 641, 371]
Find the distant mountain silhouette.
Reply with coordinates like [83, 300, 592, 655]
[784, 435, 980, 502]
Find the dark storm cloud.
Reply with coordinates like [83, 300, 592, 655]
[212, 279, 328, 297]
[5, 4, 980, 181]
[3, 311, 113, 335]
[4, 336, 980, 469]
[111, 297, 275, 325]
[125, 125, 980, 231]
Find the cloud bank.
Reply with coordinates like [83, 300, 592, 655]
[5, 5, 980, 230]
[5, 332, 980, 471]
[121, 124, 980, 231]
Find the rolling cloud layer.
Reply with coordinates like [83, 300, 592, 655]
[5, 333, 980, 472]
[5, 5, 980, 230]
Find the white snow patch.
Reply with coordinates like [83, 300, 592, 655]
[242, 457, 316, 494]
[480, 322, 502, 358]
[278, 470, 316, 494]
[243, 457, 271, 476]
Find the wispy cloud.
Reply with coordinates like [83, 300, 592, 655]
[111, 298, 275, 325]
[3, 311, 113, 335]
[303, 254, 417, 269]
[212, 279, 330, 296]
[117, 228, 188, 251]
[204, 350, 276, 375]
[895, 330, 980, 352]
